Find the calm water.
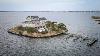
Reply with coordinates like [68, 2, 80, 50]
[0, 11, 100, 56]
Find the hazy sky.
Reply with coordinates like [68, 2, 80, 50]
[0, 0, 100, 11]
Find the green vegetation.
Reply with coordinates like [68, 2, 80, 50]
[17, 25, 24, 31]
[45, 21, 68, 32]
[19, 31, 22, 35]
[16, 25, 38, 33]
[26, 27, 38, 33]
[46, 21, 58, 31]
[58, 23, 68, 31]
[16, 21, 68, 34]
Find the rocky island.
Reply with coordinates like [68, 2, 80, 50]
[92, 16, 100, 24]
[8, 16, 68, 38]
[7, 16, 98, 46]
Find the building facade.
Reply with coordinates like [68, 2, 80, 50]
[21, 16, 47, 32]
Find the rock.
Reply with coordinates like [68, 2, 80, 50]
[0, 41, 2, 43]
[82, 37, 98, 46]
[86, 38, 98, 46]
[69, 34, 74, 37]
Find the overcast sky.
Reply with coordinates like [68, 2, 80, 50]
[0, 0, 100, 11]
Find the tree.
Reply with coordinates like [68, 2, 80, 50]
[46, 21, 57, 31]
[46, 21, 68, 32]
[58, 23, 68, 31]
[58, 23, 66, 28]
[45, 21, 52, 28]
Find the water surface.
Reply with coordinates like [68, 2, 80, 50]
[0, 11, 100, 56]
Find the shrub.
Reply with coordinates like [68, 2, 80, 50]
[19, 31, 22, 35]
[26, 27, 38, 33]
[58, 23, 67, 30]
[17, 25, 23, 30]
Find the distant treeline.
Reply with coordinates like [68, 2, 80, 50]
[0, 11, 100, 12]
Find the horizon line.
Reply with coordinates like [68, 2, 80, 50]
[0, 11, 100, 12]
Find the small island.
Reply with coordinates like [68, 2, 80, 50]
[92, 16, 100, 19]
[92, 16, 100, 24]
[8, 16, 68, 38]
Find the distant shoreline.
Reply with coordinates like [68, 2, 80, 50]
[0, 11, 100, 12]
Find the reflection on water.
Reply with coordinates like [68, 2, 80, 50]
[0, 12, 100, 56]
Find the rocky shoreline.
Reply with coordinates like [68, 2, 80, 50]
[8, 28, 66, 38]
